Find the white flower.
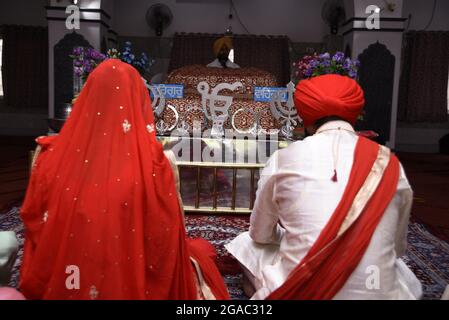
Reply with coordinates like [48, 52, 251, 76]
[123, 120, 131, 133]
[146, 123, 155, 133]
[89, 286, 99, 300]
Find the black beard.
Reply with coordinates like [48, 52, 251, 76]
[218, 54, 229, 68]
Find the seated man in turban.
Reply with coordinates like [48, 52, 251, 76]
[226, 74, 422, 300]
[207, 36, 240, 69]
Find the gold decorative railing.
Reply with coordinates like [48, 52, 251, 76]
[177, 161, 264, 215]
[28, 152, 266, 216]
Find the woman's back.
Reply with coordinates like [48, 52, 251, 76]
[19, 59, 200, 299]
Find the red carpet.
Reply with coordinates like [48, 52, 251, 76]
[3, 208, 448, 300]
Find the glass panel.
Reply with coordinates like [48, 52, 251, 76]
[198, 167, 214, 208]
[179, 167, 197, 207]
[235, 169, 251, 209]
[253, 168, 260, 207]
[216, 168, 233, 208]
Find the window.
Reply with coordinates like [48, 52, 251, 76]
[0, 39, 3, 97]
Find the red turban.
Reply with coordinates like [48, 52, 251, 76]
[294, 74, 365, 128]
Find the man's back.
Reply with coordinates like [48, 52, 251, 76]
[247, 120, 422, 299]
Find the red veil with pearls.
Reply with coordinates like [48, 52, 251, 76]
[19, 59, 228, 300]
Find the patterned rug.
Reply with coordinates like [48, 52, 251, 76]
[1, 207, 448, 300]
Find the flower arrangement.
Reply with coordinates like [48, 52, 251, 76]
[120, 41, 153, 76]
[292, 52, 360, 81]
[106, 48, 120, 59]
[70, 42, 154, 79]
[71, 47, 107, 79]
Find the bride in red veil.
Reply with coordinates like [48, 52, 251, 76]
[19, 59, 229, 300]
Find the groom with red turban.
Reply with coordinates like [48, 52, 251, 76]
[226, 74, 422, 300]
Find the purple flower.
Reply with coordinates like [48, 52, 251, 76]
[332, 52, 345, 63]
[98, 53, 107, 61]
[319, 52, 331, 60]
[310, 60, 319, 68]
[74, 67, 83, 77]
[73, 47, 83, 56]
[321, 59, 331, 68]
[348, 70, 357, 79]
[84, 48, 93, 57]
[293, 51, 359, 81]
[304, 68, 313, 77]
[343, 58, 353, 70]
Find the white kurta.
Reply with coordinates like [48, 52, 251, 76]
[206, 59, 240, 69]
[0, 231, 19, 286]
[225, 120, 422, 300]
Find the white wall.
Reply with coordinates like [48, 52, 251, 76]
[113, 0, 329, 42]
[49, 0, 102, 9]
[47, 1, 109, 119]
[344, 0, 404, 18]
[343, 1, 404, 149]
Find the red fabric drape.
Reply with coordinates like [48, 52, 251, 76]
[188, 239, 230, 300]
[19, 59, 226, 300]
[267, 137, 400, 300]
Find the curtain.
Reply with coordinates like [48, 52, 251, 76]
[398, 31, 449, 122]
[233, 34, 291, 86]
[168, 33, 291, 85]
[1, 25, 48, 110]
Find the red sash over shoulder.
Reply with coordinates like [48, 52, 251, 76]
[268, 137, 400, 300]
